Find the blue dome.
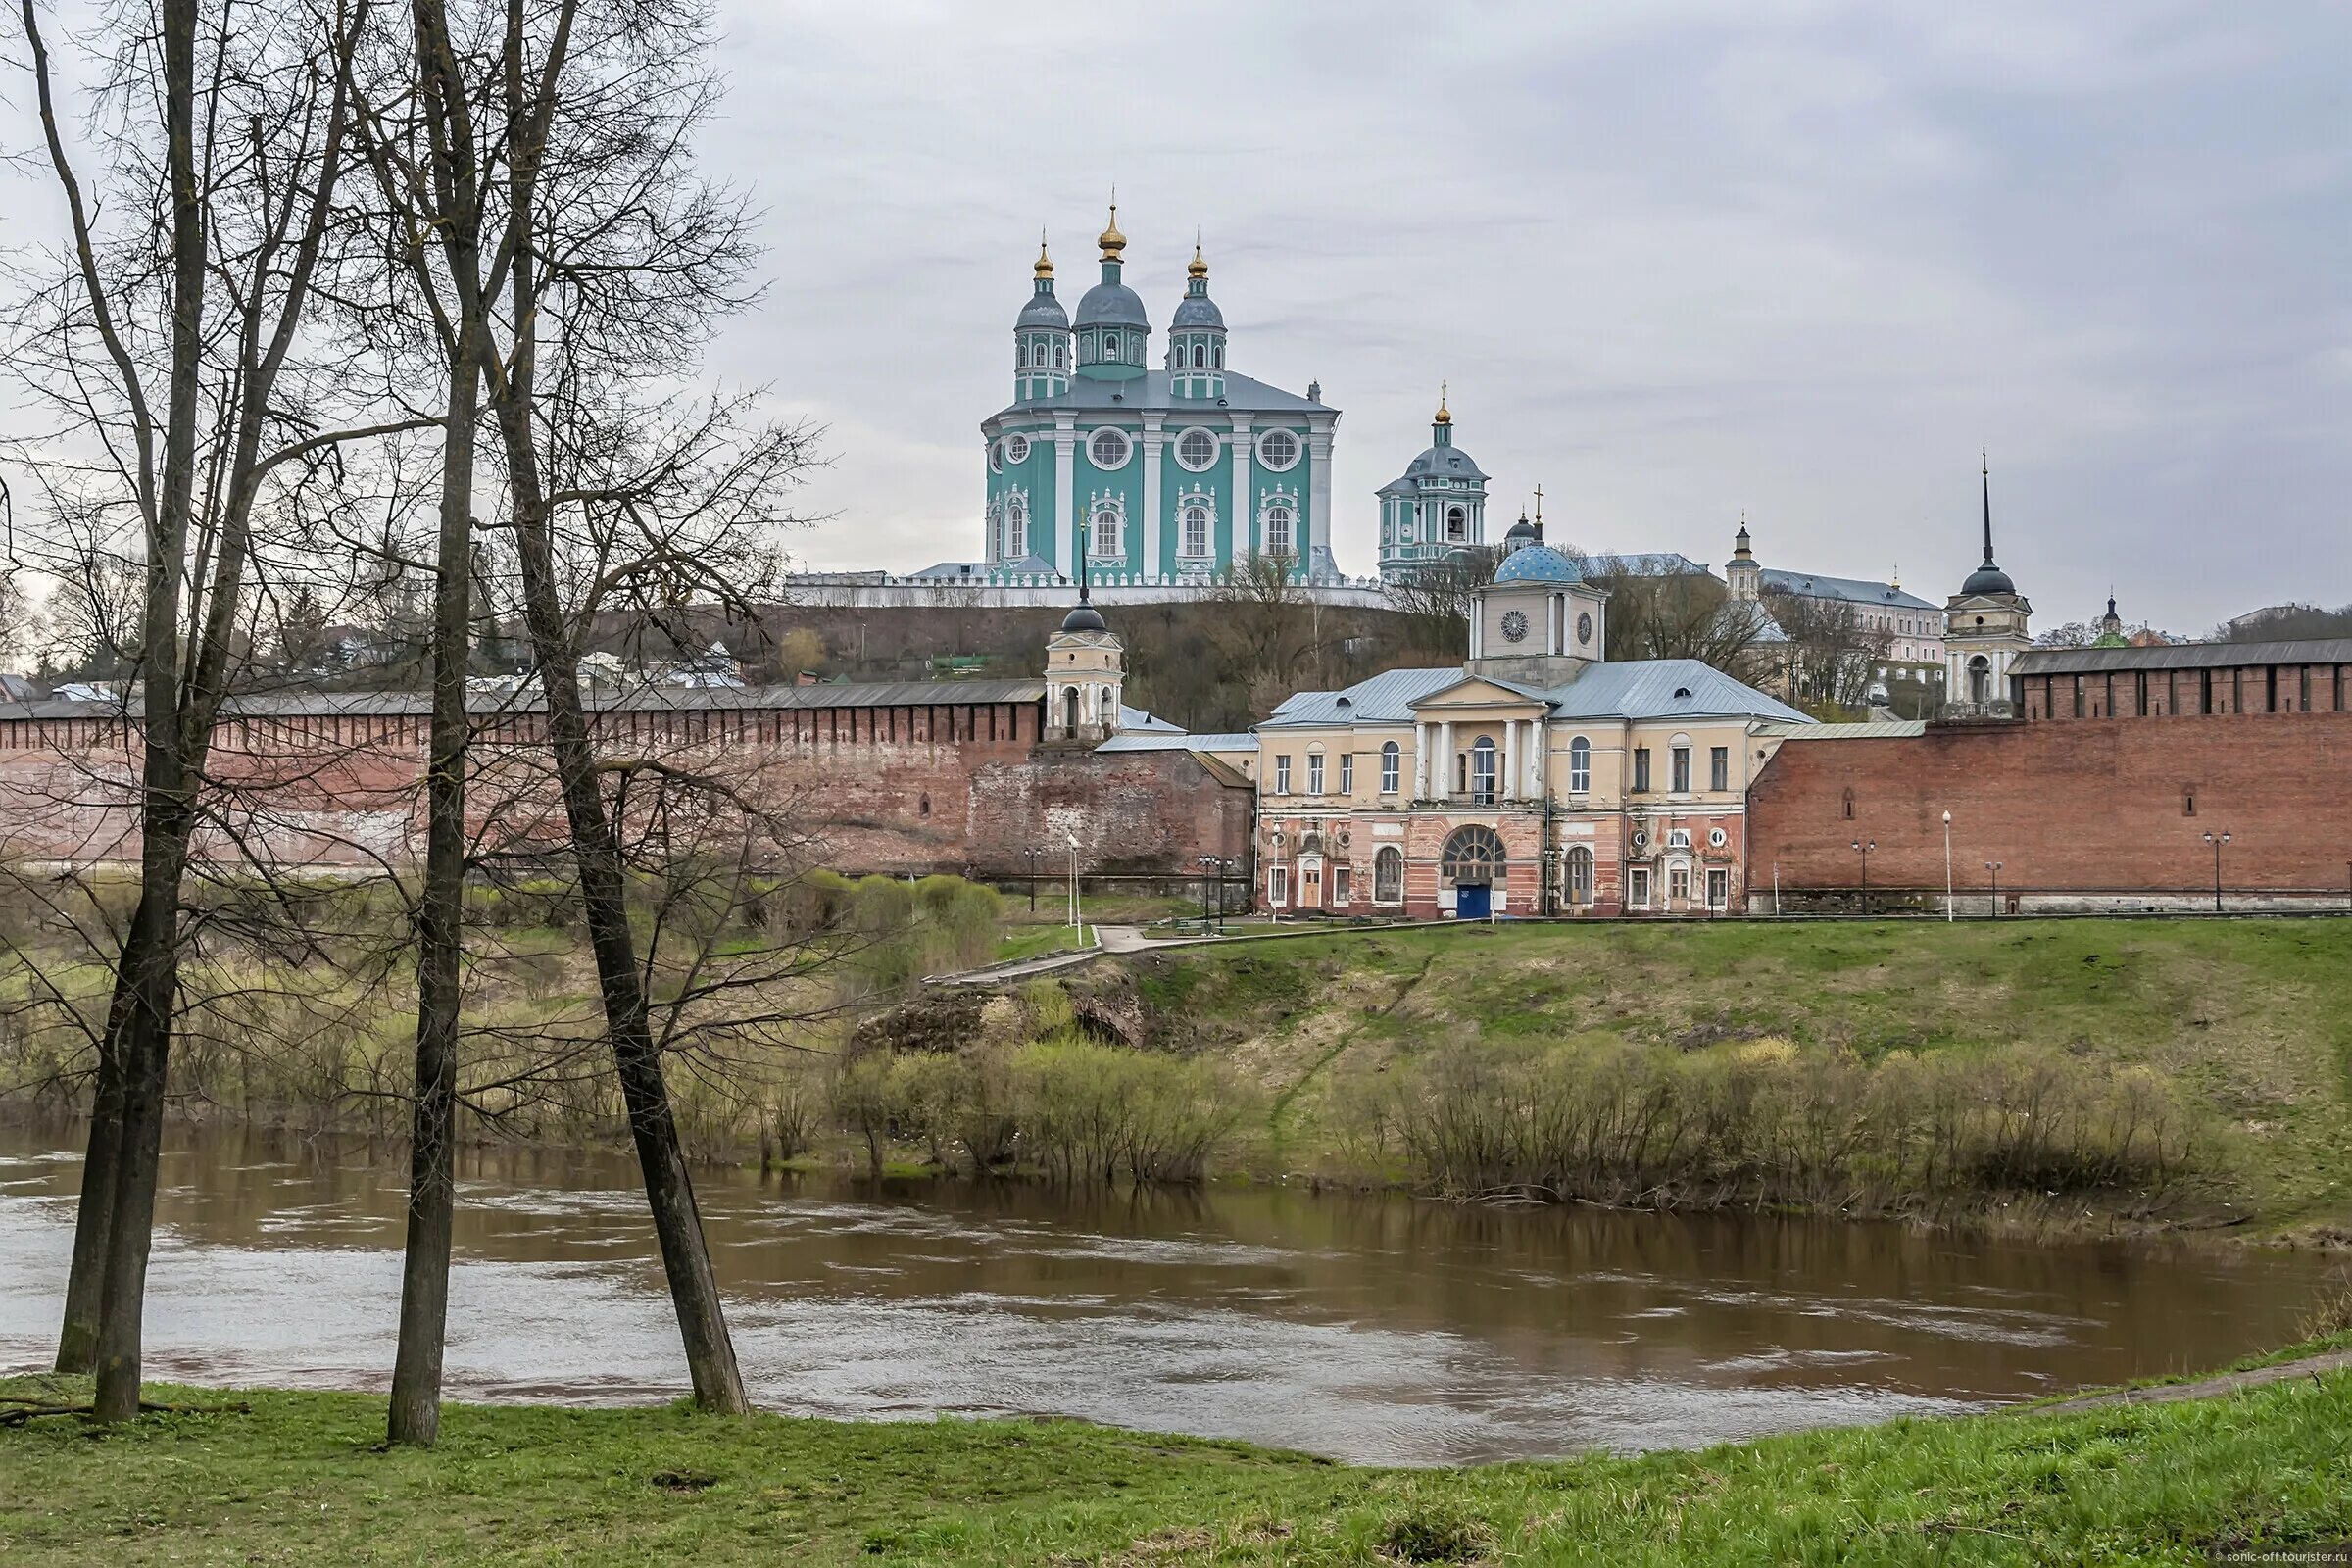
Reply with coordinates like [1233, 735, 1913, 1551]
[1016, 290, 1068, 330]
[1491, 544, 1583, 584]
[1171, 293, 1224, 329]
[1075, 279, 1149, 329]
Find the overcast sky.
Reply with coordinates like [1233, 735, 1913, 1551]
[6, 3, 2344, 635]
[691, 0, 2349, 633]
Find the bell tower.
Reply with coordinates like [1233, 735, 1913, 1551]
[1043, 589, 1124, 744]
[1942, 451, 2033, 716]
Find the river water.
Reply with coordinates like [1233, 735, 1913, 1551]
[0, 1125, 2336, 1465]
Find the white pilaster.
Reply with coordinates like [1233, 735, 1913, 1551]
[1229, 416, 1254, 562]
[1501, 721, 1517, 803]
[1053, 414, 1077, 575]
[1306, 423, 1334, 571]
[1437, 721, 1454, 798]
[1413, 722, 1430, 798]
[1141, 414, 1165, 578]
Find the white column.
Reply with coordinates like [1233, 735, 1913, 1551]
[1527, 718, 1544, 796]
[1501, 720, 1517, 802]
[1141, 414, 1165, 579]
[1229, 416, 1254, 561]
[1413, 722, 1430, 798]
[1306, 422, 1334, 572]
[1437, 721, 1453, 798]
[1053, 414, 1077, 575]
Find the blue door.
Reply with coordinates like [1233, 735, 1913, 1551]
[1456, 883, 1490, 920]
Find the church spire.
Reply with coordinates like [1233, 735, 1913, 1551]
[1980, 447, 1996, 570]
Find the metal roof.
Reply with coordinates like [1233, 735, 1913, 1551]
[1759, 567, 1936, 612]
[1758, 719, 1928, 740]
[2010, 638, 2352, 675]
[0, 678, 1048, 723]
[1262, 666, 1463, 727]
[1096, 730, 1257, 753]
[989, 369, 1325, 421]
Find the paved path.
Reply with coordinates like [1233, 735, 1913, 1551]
[2028, 1348, 2352, 1417]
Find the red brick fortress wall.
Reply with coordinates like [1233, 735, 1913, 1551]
[1745, 714, 2352, 909]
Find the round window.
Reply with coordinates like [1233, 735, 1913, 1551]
[1255, 428, 1301, 471]
[1500, 610, 1529, 643]
[1089, 427, 1132, 469]
[1175, 427, 1219, 471]
[1632, 829, 1649, 849]
[1577, 611, 1594, 645]
[988, 441, 1004, 474]
[1709, 827, 1729, 848]
[1004, 433, 1030, 464]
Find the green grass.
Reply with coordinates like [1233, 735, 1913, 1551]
[5, 1355, 2351, 1565]
[1116, 918, 2352, 1234]
[991, 925, 1093, 965]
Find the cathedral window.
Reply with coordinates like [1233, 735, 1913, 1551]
[1211, 341, 1223, 368]
[1263, 504, 1294, 557]
[1005, 433, 1029, 463]
[1054, 340, 1066, 368]
[1256, 429, 1300, 471]
[1093, 508, 1122, 558]
[1192, 342, 1206, 368]
[988, 441, 1004, 474]
[1446, 505, 1467, 541]
[1181, 505, 1211, 558]
[1374, 846, 1403, 904]
[1089, 428, 1131, 469]
[1175, 428, 1218, 471]
[1007, 496, 1027, 558]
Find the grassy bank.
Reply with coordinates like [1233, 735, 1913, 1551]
[1100, 917, 2352, 1236]
[5, 1344, 2351, 1565]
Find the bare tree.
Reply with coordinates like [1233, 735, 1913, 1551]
[1382, 546, 1498, 658]
[1209, 551, 1333, 717]
[1759, 589, 1894, 713]
[6, 0, 392, 1415]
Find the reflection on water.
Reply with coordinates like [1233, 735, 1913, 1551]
[0, 1125, 2334, 1464]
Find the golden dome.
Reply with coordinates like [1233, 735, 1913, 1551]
[1098, 200, 1126, 262]
[1434, 382, 1452, 425]
[1034, 233, 1054, 279]
[1187, 240, 1207, 280]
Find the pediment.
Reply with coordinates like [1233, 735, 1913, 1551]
[1408, 675, 1550, 713]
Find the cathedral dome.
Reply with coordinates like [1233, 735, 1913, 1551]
[1171, 292, 1224, 329]
[1491, 543, 1583, 584]
[1017, 290, 1068, 330]
[1059, 602, 1108, 633]
[1075, 278, 1149, 330]
[1961, 563, 2015, 596]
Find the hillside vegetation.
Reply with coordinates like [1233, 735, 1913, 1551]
[1086, 918, 2352, 1235]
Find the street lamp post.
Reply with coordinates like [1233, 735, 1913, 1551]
[1851, 838, 1875, 917]
[2203, 830, 2230, 913]
[1024, 847, 1042, 913]
[1984, 860, 2003, 917]
[1196, 855, 1218, 931]
[1942, 809, 1954, 923]
[1066, 833, 1083, 934]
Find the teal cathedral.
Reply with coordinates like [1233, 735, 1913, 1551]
[972, 207, 1488, 588]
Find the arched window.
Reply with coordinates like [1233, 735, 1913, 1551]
[1469, 736, 1497, 803]
[1568, 736, 1591, 794]
[1181, 505, 1210, 558]
[1264, 505, 1294, 557]
[1380, 739, 1400, 794]
[1373, 845, 1403, 904]
[1063, 687, 1080, 738]
[1192, 342, 1206, 368]
[1006, 496, 1027, 559]
[1441, 825, 1503, 886]
[1094, 508, 1120, 558]
[1446, 506, 1467, 541]
[1969, 654, 1990, 708]
[1566, 845, 1595, 905]
[1211, 341, 1223, 368]
[1054, 339, 1066, 368]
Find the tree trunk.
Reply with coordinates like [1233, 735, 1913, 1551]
[53, 971, 136, 1372]
[387, 346, 479, 1446]
[88, 0, 204, 1425]
[495, 422, 748, 1417]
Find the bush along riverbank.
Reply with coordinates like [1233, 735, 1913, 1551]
[838, 916, 2352, 1239]
[5, 1333, 2352, 1565]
